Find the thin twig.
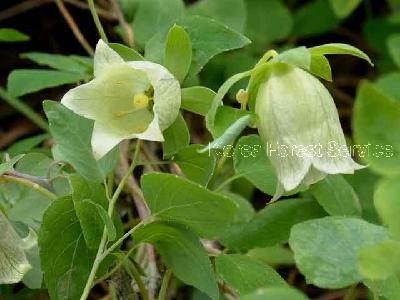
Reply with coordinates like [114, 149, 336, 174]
[55, 0, 94, 55]
[158, 270, 172, 300]
[87, 0, 108, 42]
[109, 0, 134, 47]
[0, 0, 116, 22]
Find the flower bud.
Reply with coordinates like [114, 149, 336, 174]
[253, 62, 363, 198]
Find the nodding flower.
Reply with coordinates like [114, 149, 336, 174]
[61, 40, 181, 159]
[252, 61, 364, 199]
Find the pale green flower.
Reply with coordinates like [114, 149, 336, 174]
[254, 62, 363, 198]
[61, 40, 181, 158]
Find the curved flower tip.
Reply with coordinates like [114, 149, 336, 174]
[254, 62, 364, 198]
[61, 39, 181, 159]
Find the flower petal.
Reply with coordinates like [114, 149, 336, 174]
[128, 61, 181, 130]
[91, 122, 125, 159]
[94, 39, 124, 77]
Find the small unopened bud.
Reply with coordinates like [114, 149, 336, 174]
[133, 93, 150, 109]
[236, 89, 248, 109]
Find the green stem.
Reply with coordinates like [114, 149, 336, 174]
[87, 0, 108, 42]
[0, 87, 49, 131]
[0, 175, 57, 200]
[137, 160, 173, 166]
[158, 270, 172, 300]
[80, 140, 142, 300]
[214, 174, 243, 192]
[123, 257, 149, 300]
[343, 285, 358, 300]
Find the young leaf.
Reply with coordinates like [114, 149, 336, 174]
[174, 144, 216, 186]
[181, 86, 215, 116]
[44, 100, 119, 182]
[141, 173, 237, 239]
[0, 154, 24, 175]
[309, 43, 373, 65]
[0, 212, 31, 284]
[7, 70, 89, 97]
[7, 133, 49, 156]
[289, 216, 389, 288]
[69, 174, 109, 248]
[133, 0, 185, 48]
[215, 254, 286, 295]
[233, 134, 277, 196]
[132, 221, 219, 299]
[375, 72, 400, 102]
[162, 112, 190, 158]
[164, 25, 192, 83]
[309, 54, 332, 81]
[374, 177, 400, 240]
[309, 174, 362, 217]
[273, 46, 311, 70]
[201, 113, 253, 152]
[220, 198, 325, 250]
[39, 196, 97, 300]
[364, 275, 400, 300]
[240, 287, 308, 300]
[329, 0, 362, 18]
[353, 82, 400, 176]
[108, 43, 144, 61]
[145, 16, 251, 77]
[0, 28, 29, 42]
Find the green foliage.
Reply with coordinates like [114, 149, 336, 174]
[240, 287, 308, 300]
[141, 173, 237, 239]
[132, 221, 219, 299]
[289, 217, 389, 288]
[162, 112, 190, 158]
[215, 254, 286, 295]
[0, 28, 29, 42]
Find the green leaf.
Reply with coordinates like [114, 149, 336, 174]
[289, 216, 389, 288]
[240, 287, 308, 300]
[374, 177, 400, 240]
[387, 34, 400, 68]
[309, 175, 361, 217]
[7, 133, 49, 156]
[174, 144, 216, 186]
[215, 254, 286, 295]
[146, 16, 251, 77]
[292, 0, 339, 38]
[201, 113, 253, 152]
[83, 199, 116, 242]
[364, 275, 400, 300]
[162, 112, 190, 158]
[247, 245, 294, 267]
[108, 42, 143, 61]
[309, 54, 332, 81]
[39, 196, 96, 300]
[7, 70, 89, 97]
[0, 154, 25, 175]
[133, 221, 218, 299]
[309, 43, 373, 65]
[0, 28, 29, 42]
[220, 198, 325, 250]
[164, 25, 192, 83]
[213, 106, 250, 138]
[133, 0, 184, 48]
[273, 46, 311, 70]
[23, 244, 42, 289]
[181, 86, 215, 116]
[358, 240, 400, 280]
[375, 72, 400, 101]
[328, 0, 362, 18]
[44, 100, 119, 182]
[141, 172, 237, 239]
[353, 82, 400, 176]
[233, 135, 277, 196]
[69, 174, 109, 248]
[187, 0, 246, 32]
[0, 212, 31, 284]
[244, 0, 292, 46]
[20, 52, 92, 74]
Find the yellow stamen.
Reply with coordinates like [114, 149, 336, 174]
[133, 93, 150, 109]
